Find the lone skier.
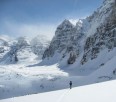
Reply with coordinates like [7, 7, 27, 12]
[69, 81, 72, 89]
[113, 70, 116, 75]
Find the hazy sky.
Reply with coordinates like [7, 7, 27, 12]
[0, 0, 103, 39]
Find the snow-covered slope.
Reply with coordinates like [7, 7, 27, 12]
[0, 64, 69, 99]
[0, 35, 49, 64]
[0, 80, 116, 102]
[0, 50, 116, 99]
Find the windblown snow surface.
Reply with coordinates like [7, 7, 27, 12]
[0, 80, 116, 102]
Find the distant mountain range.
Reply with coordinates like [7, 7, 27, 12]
[0, 35, 50, 64]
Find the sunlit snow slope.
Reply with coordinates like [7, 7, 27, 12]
[0, 80, 116, 102]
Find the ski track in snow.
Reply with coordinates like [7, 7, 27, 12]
[0, 80, 116, 102]
[56, 89, 70, 102]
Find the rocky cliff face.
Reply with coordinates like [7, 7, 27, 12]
[42, 19, 85, 64]
[43, 0, 116, 66]
[81, 0, 116, 64]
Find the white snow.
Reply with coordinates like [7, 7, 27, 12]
[0, 48, 116, 99]
[0, 64, 69, 99]
[0, 80, 116, 102]
[0, 35, 12, 43]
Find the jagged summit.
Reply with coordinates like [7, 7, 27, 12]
[55, 19, 74, 36]
[60, 19, 73, 26]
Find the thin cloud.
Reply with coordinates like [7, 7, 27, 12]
[2, 21, 57, 40]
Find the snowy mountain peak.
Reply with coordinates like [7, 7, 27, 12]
[0, 35, 11, 42]
[17, 37, 30, 47]
[0, 34, 50, 64]
[0, 39, 8, 46]
[76, 19, 83, 27]
[56, 19, 74, 32]
[31, 35, 50, 57]
[61, 19, 73, 25]
[0, 35, 13, 46]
